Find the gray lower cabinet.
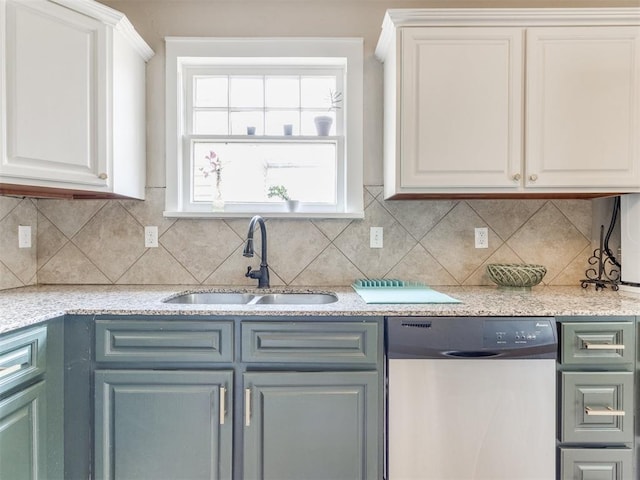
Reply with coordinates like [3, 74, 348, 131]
[557, 317, 636, 480]
[0, 380, 47, 480]
[0, 325, 48, 480]
[94, 370, 233, 480]
[560, 447, 634, 480]
[243, 371, 378, 480]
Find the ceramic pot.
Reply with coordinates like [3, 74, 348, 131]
[314, 116, 333, 136]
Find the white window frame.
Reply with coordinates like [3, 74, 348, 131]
[165, 37, 364, 218]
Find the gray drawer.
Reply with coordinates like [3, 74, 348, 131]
[0, 326, 46, 395]
[561, 322, 635, 366]
[560, 447, 634, 480]
[560, 371, 634, 444]
[241, 321, 378, 364]
[96, 320, 234, 364]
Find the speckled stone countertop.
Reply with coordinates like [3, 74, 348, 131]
[1, 284, 640, 335]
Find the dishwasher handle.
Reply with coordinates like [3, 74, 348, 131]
[445, 351, 501, 358]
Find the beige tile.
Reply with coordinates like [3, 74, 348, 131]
[117, 247, 198, 285]
[507, 202, 590, 280]
[72, 203, 146, 282]
[421, 202, 500, 283]
[334, 201, 416, 278]
[0, 199, 37, 284]
[0, 261, 24, 290]
[38, 243, 111, 284]
[37, 213, 68, 270]
[365, 185, 383, 201]
[0, 196, 23, 220]
[291, 244, 364, 286]
[258, 220, 330, 284]
[468, 199, 546, 240]
[553, 199, 592, 239]
[120, 187, 176, 235]
[204, 244, 286, 286]
[381, 199, 457, 240]
[37, 199, 106, 238]
[385, 244, 458, 286]
[549, 245, 598, 286]
[160, 219, 242, 283]
[463, 244, 524, 286]
[312, 219, 352, 241]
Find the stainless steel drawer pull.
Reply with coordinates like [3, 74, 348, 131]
[584, 342, 625, 350]
[245, 388, 251, 427]
[585, 406, 625, 416]
[219, 386, 226, 425]
[0, 364, 22, 378]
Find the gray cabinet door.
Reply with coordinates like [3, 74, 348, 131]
[560, 447, 634, 480]
[95, 370, 233, 480]
[0, 381, 46, 480]
[243, 371, 379, 480]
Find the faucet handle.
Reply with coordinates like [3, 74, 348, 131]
[245, 266, 253, 278]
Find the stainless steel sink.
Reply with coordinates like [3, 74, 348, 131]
[253, 293, 338, 305]
[164, 292, 256, 304]
[164, 292, 338, 305]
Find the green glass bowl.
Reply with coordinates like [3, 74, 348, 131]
[486, 263, 547, 288]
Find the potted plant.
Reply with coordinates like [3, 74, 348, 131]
[268, 185, 299, 211]
[314, 90, 342, 136]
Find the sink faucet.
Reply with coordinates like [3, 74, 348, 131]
[243, 215, 270, 288]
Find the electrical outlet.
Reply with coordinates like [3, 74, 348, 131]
[18, 225, 31, 248]
[370, 227, 383, 248]
[144, 226, 159, 248]
[475, 227, 488, 249]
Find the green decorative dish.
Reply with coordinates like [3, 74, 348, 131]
[486, 263, 547, 288]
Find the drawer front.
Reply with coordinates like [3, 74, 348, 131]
[561, 322, 635, 366]
[560, 372, 634, 444]
[96, 320, 234, 364]
[241, 322, 378, 364]
[560, 447, 634, 480]
[0, 326, 46, 395]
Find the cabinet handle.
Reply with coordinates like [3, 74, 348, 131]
[584, 342, 625, 350]
[0, 364, 22, 378]
[512, 173, 521, 181]
[585, 406, 625, 416]
[219, 386, 226, 425]
[98, 173, 108, 180]
[528, 174, 538, 182]
[245, 388, 251, 427]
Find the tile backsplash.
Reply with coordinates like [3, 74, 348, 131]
[0, 187, 593, 290]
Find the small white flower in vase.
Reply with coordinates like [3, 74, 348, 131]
[200, 151, 224, 212]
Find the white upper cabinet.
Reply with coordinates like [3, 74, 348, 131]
[376, 9, 640, 198]
[0, 0, 153, 199]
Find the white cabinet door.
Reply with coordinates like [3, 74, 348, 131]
[398, 27, 524, 192]
[1, 0, 108, 190]
[526, 26, 640, 189]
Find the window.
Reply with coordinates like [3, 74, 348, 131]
[165, 38, 363, 218]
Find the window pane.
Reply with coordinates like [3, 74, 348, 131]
[301, 76, 337, 109]
[230, 77, 264, 108]
[265, 76, 300, 108]
[230, 111, 264, 135]
[194, 76, 228, 107]
[194, 111, 228, 134]
[265, 110, 299, 136]
[192, 141, 336, 204]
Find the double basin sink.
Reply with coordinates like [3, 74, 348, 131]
[164, 291, 339, 305]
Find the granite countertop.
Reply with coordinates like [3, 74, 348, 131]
[1, 284, 640, 335]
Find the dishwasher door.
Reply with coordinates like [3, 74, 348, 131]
[387, 358, 556, 480]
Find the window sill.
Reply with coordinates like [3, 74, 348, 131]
[163, 211, 364, 219]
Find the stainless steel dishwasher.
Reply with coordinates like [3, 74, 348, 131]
[386, 316, 557, 480]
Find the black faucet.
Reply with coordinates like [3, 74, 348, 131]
[243, 215, 270, 288]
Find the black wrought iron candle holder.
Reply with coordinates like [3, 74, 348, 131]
[581, 225, 620, 291]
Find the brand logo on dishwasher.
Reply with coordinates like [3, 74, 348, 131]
[535, 322, 550, 328]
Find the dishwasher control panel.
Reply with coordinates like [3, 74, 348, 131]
[484, 318, 556, 348]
